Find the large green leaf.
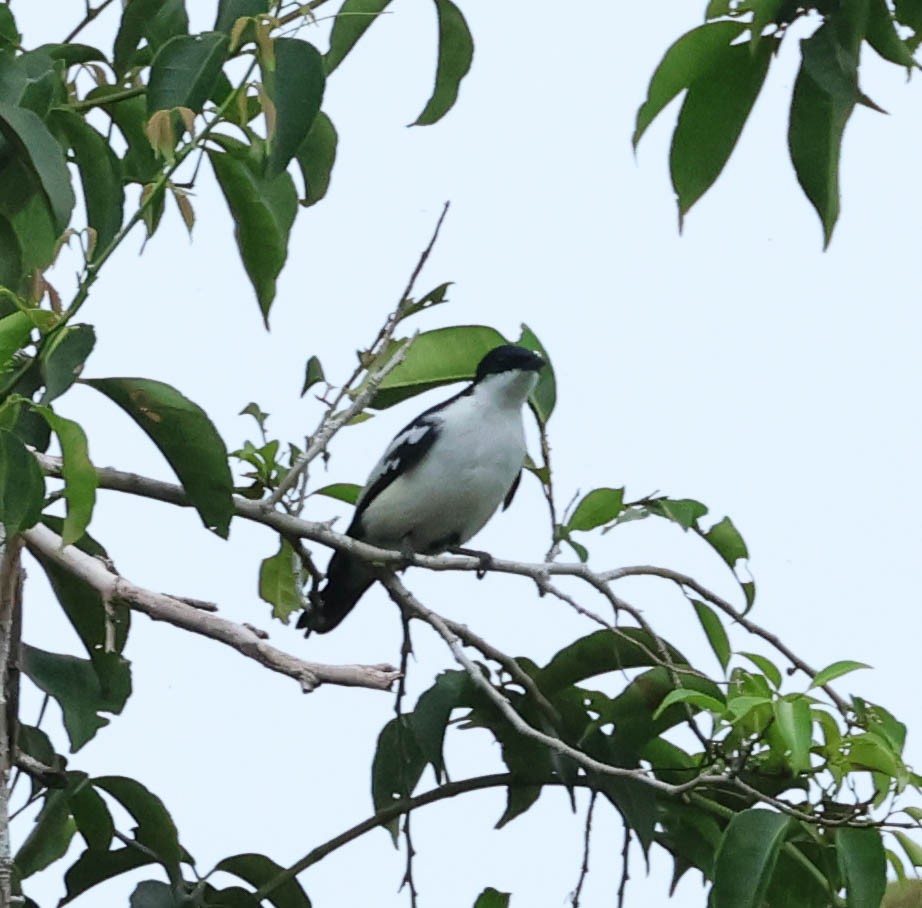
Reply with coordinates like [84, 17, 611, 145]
[14, 772, 85, 878]
[671, 37, 773, 220]
[515, 323, 555, 424]
[772, 696, 813, 774]
[0, 101, 74, 234]
[39, 323, 96, 403]
[214, 853, 312, 908]
[47, 110, 124, 258]
[837, 826, 886, 908]
[84, 377, 234, 537]
[295, 112, 337, 207]
[412, 0, 474, 126]
[61, 847, 153, 905]
[0, 427, 44, 535]
[367, 325, 506, 409]
[113, 0, 189, 75]
[215, 0, 270, 34]
[147, 32, 229, 115]
[411, 670, 470, 782]
[209, 138, 297, 325]
[70, 783, 115, 852]
[866, 0, 916, 66]
[129, 881, 177, 908]
[371, 717, 426, 841]
[712, 809, 791, 908]
[633, 21, 747, 146]
[21, 645, 130, 752]
[258, 537, 301, 622]
[0, 48, 63, 117]
[324, 0, 393, 74]
[264, 38, 325, 178]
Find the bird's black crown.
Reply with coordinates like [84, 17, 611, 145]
[474, 345, 545, 382]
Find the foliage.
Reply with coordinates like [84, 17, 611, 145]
[636, 0, 921, 246]
[0, 2, 918, 908]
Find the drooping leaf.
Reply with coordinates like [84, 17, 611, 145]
[33, 407, 96, 545]
[495, 783, 542, 830]
[367, 325, 507, 409]
[866, 0, 916, 66]
[263, 38, 325, 178]
[0, 100, 75, 233]
[810, 659, 871, 689]
[209, 138, 298, 325]
[295, 111, 337, 206]
[515, 323, 556, 424]
[691, 599, 731, 672]
[472, 888, 510, 908]
[712, 809, 791, 908]
[671, 37, 773, 220]
[740, 652, 782, 689]
[837, 826, 886, 908]
[70, 783, 114, 852]
[46, 110, 124, 258]
[214, 853, 312, 908]
[703, 515, 748, 569]
[148, 32, 230, 115]
[411, 670, 470, 782]
[0, 427, 44, 535]
[772, 696, 813, 773]
[634, 21, 747, 146]
[21, 645, 130, 752]
[325, 0, 393, 74]
[371, 717, 426, 841]
[567, 487, 625, 532]
[259, 537, 301, 622]
[14, 772, 85, 878]
[84, 377, 234, 537]
[301, 355, 325, 396]
[39, 324, 96, 403]
[412, 0, 474, 125]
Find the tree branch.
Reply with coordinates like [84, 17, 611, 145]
[21, 524, 399, 693]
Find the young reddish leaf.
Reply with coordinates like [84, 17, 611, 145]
[412, 0, 474, 126]
[84, 377, 234, 537]
[712, 809, 791, 908]
[325, 0, 393, 74]
[837, 826, 886, 908]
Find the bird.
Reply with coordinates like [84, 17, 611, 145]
[297, 343, 546, 635]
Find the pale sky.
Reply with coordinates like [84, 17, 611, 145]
[13, 1, 922, 906]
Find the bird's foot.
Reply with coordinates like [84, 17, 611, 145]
[448, 545, 494, 579]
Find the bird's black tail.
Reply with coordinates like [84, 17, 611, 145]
[296, 549, 375, 635]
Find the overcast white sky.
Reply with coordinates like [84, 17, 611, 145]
[11, 1, 922, 906]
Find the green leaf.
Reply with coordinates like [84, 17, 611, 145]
[0, 213, 22, 290]
[94, 91, 160, 184]
[215, 0, 270, 34]
[46, 110, 124, 258]
[209, 138, 298, 325]
[148, 32, 229, 115]
[113, 0, 189, 75]
[17, 724, 66, 797]
[411, 670, 470, 782]
[653, 687, 725, 720]
[33, 408, 96, 545]
[264, 38, 325, 178]
[93, 776, 184, 870]
[295, 112, 337, 206]
[412, 0, 474, 125]
[214, 853, 312, 908]
[14, 773, 84, 878]
[495, 784, 541, 830]
[61, 847, 153, 905]
[473, 888, 510, 908]
[84, 377, 234, 538]
[703, 515, 748, 568]
[70, 783, 114, 852]
[0, 6, 18, 50]
[325, 0, 393, 74]
[0, 428, 44, 535]
[837, 826, 886, 908]
[567, 487, 625, 532]
[893, 831, 922, 869]
[301, 355, 325, 396]
[788, 23, 858, 248]
[259, 538, 301, 622]
[712, 809, 791, 908]
[129, 881, 176, 908]
[21, 645, 130, 752]
[634, 21, 747, 146]
[0, 100, 75, 234]
[772, 696, 813, 773]
[740, 652, 782, 689]
[311, 482, 361, 504]
[810, 659, 871, 689]
[866, 0, 916, 66]
[368, 325, 506, 409]
[515, 324, 556, 424]
[371, 717, 426, 841]
[648, 497, 708, 529]
[0, 310, 33, 369]
[40, 324, 96, 403]
[671, 37, 773, 221]
[691, 599, 730, 671]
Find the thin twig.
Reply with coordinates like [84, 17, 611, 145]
[617, 818, 631, 908]
[395, 614, 419, 906]
[64, 0, 117, 43]
[571, 792, 596, 908]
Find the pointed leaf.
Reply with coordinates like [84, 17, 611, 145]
[311, 482, 361, 504]
[148, 32, 229, 115]
[412, 0, 473, 125]
[494, 784, 541, 830]
[867, 0, 916, 66]
[567, 487, 625, 532]
[740, 652, 782, 689]
[39, 324, 96, 403]
[214, 853, 312, 908]
[70, 783, 114, 852]
[264, 38, 325, 178]
[371, 717, 426, 841]
[325, 0, 393, 74]
[295, 111, 337, 206]
[61, 846, 153, 905]
[84, 377, 234, 537]
[301, 355, 325, 396]
[648, 497, 708, 529]
[810, 659, 871, 689]
[515, 323, 556, 424]
[837, 826, 886, 908]
[473, 888, 510, 908]
[411, 670, 470, 781]
[14, 773, 84, 877]
[209, 139, 297, 325]
[703, 515, 748, 568]
[894, 831, 922, 868]
[0, 428, 44, 535]
[0, 310, 34, 370]
[653, 687, 725, 719]
[691, 599, 730, 671]
[773, 696, 813, 773]
[113, 0, 189, 75]
[259, 538, 301, 622]
[712, 809, 791, 908]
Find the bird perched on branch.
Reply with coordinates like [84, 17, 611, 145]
[298, 344, 546, 635]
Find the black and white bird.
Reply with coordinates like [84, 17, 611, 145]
[297, 344, 546, 635]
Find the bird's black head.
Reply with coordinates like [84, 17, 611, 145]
[474, 345, 545, 383]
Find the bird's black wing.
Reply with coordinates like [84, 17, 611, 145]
[503, 470, 522, 511]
